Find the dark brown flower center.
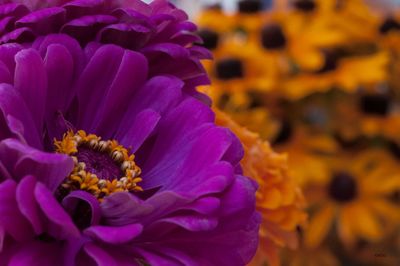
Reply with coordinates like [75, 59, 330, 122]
[238, 0, 262, 13]
[379, 18, 400, 34]
[316, 50, 339, 73]
[261, 24, 286, 50]
[359, 94, 390, 116]
[215, 58, 244, 80]
[293, 0, 316, 12]
[273, 120, 293, 145]
[197, 29, 219, 50]
[328, 172, 358, 203]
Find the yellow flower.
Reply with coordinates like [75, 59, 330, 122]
[283, 51, 389, 99]
[333, 91, 400, 142]
[301, 149, 400, 248]
[282, 245, 340, 266]
[215, 110, 307, 266]
[196, 5, 234, 34]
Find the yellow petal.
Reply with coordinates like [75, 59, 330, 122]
[352, 204, 382, 241]
[305, 204, 335, 248]
[337, 205, 356, 246]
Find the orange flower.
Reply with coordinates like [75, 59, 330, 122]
[215, 110, 307, 266]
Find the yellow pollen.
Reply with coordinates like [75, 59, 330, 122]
[54, 130, 143, 200]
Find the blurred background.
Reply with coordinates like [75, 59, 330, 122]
[156, 0, 400, 265]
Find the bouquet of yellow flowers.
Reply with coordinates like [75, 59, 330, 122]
[198, 0, 400, 265]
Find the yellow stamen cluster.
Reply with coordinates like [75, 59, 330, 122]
[54, 130, 143, 200]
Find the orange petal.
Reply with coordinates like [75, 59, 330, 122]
[337, 205, 355, 246]
[305, 204, 335, 248]
[352, 204, 383, 241]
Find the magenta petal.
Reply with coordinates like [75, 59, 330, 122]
[153, 215, 218, 232]
[118, 109, 160, 153]
[84, 243, 117, 266]
[99, 23, 153, 50]
[0, 83, 42, 148]
[117, 75, 183, 129]
[0, 60, 11, 83]
[84, 223, 143, 244]
[8, 241, 62, 266]
[61, 15, 117, 44]
[16, 175, 43, 235]
[0, 3, 29, 19]
[16, 7, 66, 35]
[120, 0, 151, 16]
[134, 247, 185, 266]
[0, 16, 14, 38]
[76, 44, 125, 130]
[182, 197, 221, 215]
[0, 27, 35, 44]
[62, 190, 101, 227]
[100, 192, 154, 226]
[63, 0, 105, 19]
[36, 33, 85, 84]
[0, 180, 33, 242]
[0, 138, 73, 191]
[92, 49, 148, 136]
[0, 226, 4, 252]
[34, 182, 80, 239]
[14, 48, 47, 133]
[44, 43, 74, 114]
[0, 43, 23, 76]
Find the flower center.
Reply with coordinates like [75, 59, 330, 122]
[328, 172, 358, 203]
[359, 94, 390, 116]
[261, 24, 286, 50]
[54, 130, 143, 200]
[316, 50, 339, 73]
[293, 0, 316, 12]
[215, 58, 244, 80]
[272, 120, 293, 145]
[238, 0, 262, 14]
[197, 28, 219, 50]
[379, 18, 400, 34]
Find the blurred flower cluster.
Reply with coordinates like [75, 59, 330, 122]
[197, 0, 400, 265]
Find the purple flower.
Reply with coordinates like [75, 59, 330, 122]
[0, 0, 260, 265]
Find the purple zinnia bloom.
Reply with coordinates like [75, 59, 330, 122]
[0, 0, 260, 265]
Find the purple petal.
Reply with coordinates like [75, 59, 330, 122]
[84, 223, 143, 244]
[62, 190, 101, 227]
[116, 0, 151, 16]
[44, 43, 74, 115]
[16, 7, 66, 35]
[0, 3, 29, 19]
[34, 182, 80, 239]
[8, 241, 63, 266]
[91, 49, 148, 137]
[152, 215, 218, 232]
[0, 83, 42, 148]
[0, 43, 23, 76]
[62, 0, 105, 19]
[61, 15, 118, 44]
[99, 23, 153, 50]
[76, 44, 125, 130]
[0, 16, 14, 36]
[101, 192, 153, 226]
[0, 60, 11, 83]
[0, 138, 73, 192]
[16, 175, 44, 235]
[118, 109, 160, 153]
[84, 243, 117, 266]
[14, 48, 47, 133]
[0, 27, 35, 44]
[0, 180, 33, 241]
